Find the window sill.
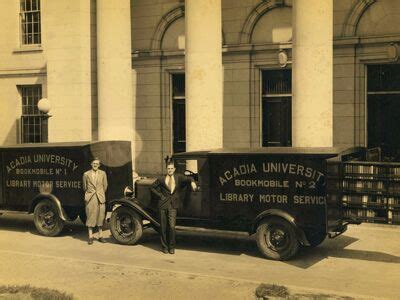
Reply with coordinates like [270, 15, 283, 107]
[13, 45, 43, 53]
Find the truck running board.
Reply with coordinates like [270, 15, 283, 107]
[328, 217, 362, 239]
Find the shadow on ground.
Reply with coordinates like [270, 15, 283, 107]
[2, 214, 400, 268]
[0, 214, 86, 239]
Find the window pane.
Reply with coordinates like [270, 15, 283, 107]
[20, 85, 45, 143]
[172, 74, 185, 97]
[20, 0, 41, 45]
[34, 34, 39, 44]
[172, 74, 186, 153]
[262, 69, 291, 95]
[261, 70, 292, 147]
[368, 94, 400, 157]
[368, 64, 400, 92]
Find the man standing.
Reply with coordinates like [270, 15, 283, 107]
[150, 159, 197, 254]
[83, 158, 108, 245]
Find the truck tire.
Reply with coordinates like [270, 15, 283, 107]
[110, 206, 143, 245]
[33, 199, 64, 237]
[305, 231, 326, 247]
[256, 217, 299, 261]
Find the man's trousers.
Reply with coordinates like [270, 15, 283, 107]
[159, 208, 177, 250]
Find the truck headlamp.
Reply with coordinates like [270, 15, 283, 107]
[123, 186, 133, 198]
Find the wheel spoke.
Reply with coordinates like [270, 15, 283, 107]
[37, 204, 56, 229]
[117, 214, 134, 237]
[265, 225, 289, 251]
[110, 207, 143, 245]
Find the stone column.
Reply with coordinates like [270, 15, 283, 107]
[292, 0, 333, 147]
[185, 0, 223, 152]
[45, 0, 92, 142]
[97, 0, 133, 142]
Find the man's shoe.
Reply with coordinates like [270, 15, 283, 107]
[169, 248, 175, 254]
[98, 238, 106, 243]
[88, 238, 93, 245]
[162, 248, 169, 254]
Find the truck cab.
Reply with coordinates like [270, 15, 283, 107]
[109, 147, 362, 260]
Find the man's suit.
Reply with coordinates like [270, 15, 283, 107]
[82, 169, 108, 227]
[150, 173, 193, 250]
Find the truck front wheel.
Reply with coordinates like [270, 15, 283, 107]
[33, 199, 64, 236]
[110, 206, 143, 245]
[256, 217, 299, 260]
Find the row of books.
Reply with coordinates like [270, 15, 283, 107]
[342, 195, 386, 204]
[388, 211, 400, 223]
[344, 209, 400, 223]
[342, 180, 384, 190]
[344, 164, 387, 175]
[342, 195, 400, 204]
[387, 197, 400, 206]
[344, 209, 377, 218]
[386, 185, 400, 193]
[344, 164, 400, 175]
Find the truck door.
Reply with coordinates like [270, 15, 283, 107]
[177, 158, 210, 219]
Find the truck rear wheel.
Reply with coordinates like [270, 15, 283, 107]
[110, 206, 143, 245]
[33, 199, 64, 237]
[256, 217, 299, 261]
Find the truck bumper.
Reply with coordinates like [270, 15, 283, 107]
[328, 217, 362, 239]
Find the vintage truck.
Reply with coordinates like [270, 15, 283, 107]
[109, 147, 362, 260]
[0, 141, 132, 236]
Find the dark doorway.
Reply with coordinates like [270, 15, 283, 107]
[261, 69, 292, 147]
[367, 64, 400, 158]
[172, 73, 186, 153]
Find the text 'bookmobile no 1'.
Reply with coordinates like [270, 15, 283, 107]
[0, 142, 364, 260]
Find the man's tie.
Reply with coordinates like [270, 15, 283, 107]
[167, 175, 174, 193]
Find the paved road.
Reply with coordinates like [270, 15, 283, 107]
[0, 214, 399, 299]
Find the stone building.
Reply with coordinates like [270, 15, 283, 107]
[1, 0, 400, 175]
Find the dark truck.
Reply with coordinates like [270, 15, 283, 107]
[0, 141, 132, 236]
[109, 147, 361, 260]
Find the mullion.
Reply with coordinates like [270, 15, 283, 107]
[20, 0, 41, 45]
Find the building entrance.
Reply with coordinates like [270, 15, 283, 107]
[261, 69, 292, 147]
[367, 64, 400, 159]
[172, 73, 186, 153]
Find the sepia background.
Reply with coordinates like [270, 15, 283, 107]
[1, 1, 400, 299]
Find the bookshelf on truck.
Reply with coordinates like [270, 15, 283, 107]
[327, 148, 400, 225]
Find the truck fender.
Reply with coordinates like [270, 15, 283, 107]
[251, 209, 310, 246]
[29, 194, 70, 222]
[108, 198, 160, 228]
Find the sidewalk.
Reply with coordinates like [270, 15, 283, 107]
[0, 214, 399, 299]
